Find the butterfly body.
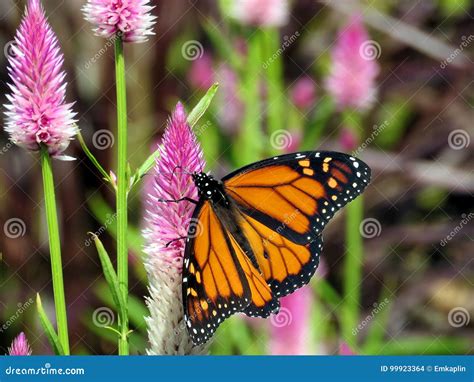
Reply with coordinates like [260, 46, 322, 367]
[181, 151, 371, 345]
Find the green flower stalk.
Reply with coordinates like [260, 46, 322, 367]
[83, 0, 156, 355]
[3, 0, 76, 354]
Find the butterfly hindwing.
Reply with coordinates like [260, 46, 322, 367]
[237, 210, 322, 308]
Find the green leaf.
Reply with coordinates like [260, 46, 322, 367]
[92, 235, 127, 323]
[131, 149, 160, 189]
[77, 131, 111, 183]
[131, 83, 219, 188]
[36, 293, 66, 356]
[187, 83, 220, 127]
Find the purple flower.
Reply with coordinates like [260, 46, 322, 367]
[143, 103, 207, 354]
[188, 53, 215, 91]
[229, 0, 289, 28]
[269, 286, 313, 355]
[325, 15, 380, 111]
[4, 0, 77, 158]
[8, 333, 32, 356]
[83, 0, 156, 43]
[290, 77, 317, 110]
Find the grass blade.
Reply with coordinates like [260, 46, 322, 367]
[92, 235, 127, 324]
[36, 293, 65, 356]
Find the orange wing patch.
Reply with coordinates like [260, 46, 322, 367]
[237, 211, 320, 303]
[183, 202, 251, 345]
[225, 165, 325, 235]
[228, 235, 278, 316]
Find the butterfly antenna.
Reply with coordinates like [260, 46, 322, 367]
[171, 165, 193, 177]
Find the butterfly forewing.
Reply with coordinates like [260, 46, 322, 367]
[182, 201, 251, 345]
[223, 151, 371, 243]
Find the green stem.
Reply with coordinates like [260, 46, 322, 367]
[342, 196, 364, 348]
[235, 30, 264, 166]
[115, 36, 129, 355]
[40, 146, 70, 355]
[262, 28, 284, 138]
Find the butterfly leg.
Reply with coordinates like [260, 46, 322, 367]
[165, 236, 187, 247]
[157, 197, 199, 204]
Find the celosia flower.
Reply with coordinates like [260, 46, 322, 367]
[8, 333, 32, 356]
[290, 77, 317, 110]
[325, 15, 380, 111]
[143, 102, 207, 354]
[270, 286, 313, 355]
[4, 0, 77, 158]
[188, 53, 215, 91]
[228, 0, 289, 28]
[83, 0, 156, 43]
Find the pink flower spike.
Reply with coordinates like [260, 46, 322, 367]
[144, 103, 207, 354]
[83, 0, 156, 43]
[188, 53, 215, 91]
[4, 0, 77, 158]
[270, 286, 313, 355]
[290, 77, 317, 110]
[229, 0, 290, 28]
[8, 333, 32, 356]
[325, 14, 380, 111]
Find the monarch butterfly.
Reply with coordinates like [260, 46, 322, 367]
[172, 151, 370, 345]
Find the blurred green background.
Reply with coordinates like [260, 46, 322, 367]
[0, 0, 472, 355]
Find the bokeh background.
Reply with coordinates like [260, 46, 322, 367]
[0, 0, 473, 355]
